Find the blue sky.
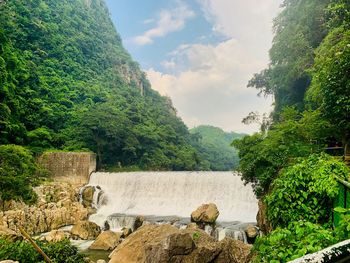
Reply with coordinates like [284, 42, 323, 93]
[105, 0, 282, 133]
[105, 0, 221, 71]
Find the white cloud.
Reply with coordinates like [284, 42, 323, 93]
[146, 39, 273, 133]
[133, 2, 195, 46]
[145, 0, 282, 133]
[199, 0, 280, 38]
[161, 59, 176, 69]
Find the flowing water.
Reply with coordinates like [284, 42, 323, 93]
[86, 171, 258, 229]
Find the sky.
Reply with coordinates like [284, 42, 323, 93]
[105, 0, 282, 133]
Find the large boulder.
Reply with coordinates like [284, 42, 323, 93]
[109, 224, 252, 263]
[71, 220, 101, 240]
[145, 232, 195, 262]
[191, 203, 219, 224]
[109, 224, 179, 263]
[214, 238, 252, 263]
[178, 228, 222, 263]
[89, 231, 121, 251]
[0, 226, 22, 242]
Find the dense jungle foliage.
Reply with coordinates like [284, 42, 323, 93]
[233, 0, 350, 261]
[0, 144, 43, 205]
[190, 125, 244, 171]
[0, 0, 206, 171]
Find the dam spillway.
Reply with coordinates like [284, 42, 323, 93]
[87, 171, 258, 223]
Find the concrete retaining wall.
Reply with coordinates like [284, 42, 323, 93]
[38, 152, 96, 185]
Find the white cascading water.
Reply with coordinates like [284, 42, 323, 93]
[87, 171, 258, 227]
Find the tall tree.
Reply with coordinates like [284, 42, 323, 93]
[248, 0, 330, 116]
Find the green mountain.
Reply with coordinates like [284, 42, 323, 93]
[0, 0, 200, 170]
[190, 125, 245, 171]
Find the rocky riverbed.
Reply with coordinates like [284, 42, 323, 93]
[0, 182, 260, 263]
[0, 183, 90, 236]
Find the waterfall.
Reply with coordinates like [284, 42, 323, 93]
[87, 171, 258, 227]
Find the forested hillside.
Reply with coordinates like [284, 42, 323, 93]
[190, 125, 244, 171]
[233, 0, 350, 261]
[0, 0, 202, 170]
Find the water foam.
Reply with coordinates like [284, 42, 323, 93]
[87, 171, 258, 226]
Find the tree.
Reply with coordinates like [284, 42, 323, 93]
[233, 108, 331, 197]
[72, 102, 131, 169]
[307, 27, 350, 151]
[190, 125, 244, 171]
[248, 0, 330, 117]
[0, 145, 39, 206]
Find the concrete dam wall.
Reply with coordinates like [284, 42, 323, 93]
[38, 152, 96, 184]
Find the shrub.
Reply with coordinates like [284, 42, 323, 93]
[0, 238, 87, 263]
[0, 144, 40, 205]
[334, 207, 350, 240]
[253, 221, 338, 263]
[265, 153, 349, 228]
[232, 108, 330, 198]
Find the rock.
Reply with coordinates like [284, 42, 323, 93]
[134, 216, 144, 231]
[121, 227, 132, 238]
[109, 224, 252, 263]
[87, 207, 97, 216]
[191, 203, 219, 224]
[0, 183, 89, 236]
[180, 228, 222, 263]
[109, 224, 179, 263]
[145, 232, 195, 263]
[102, 220, 110, 231]
[35, 182, 77, 204]
[186, 223, 199, 230]
[142, 220, 151, 226]
[40, 230, 70, 242]
[163, 232, 194, 255]
[96, 260, 106, 263]
[0, 226, 22, 241]
[89, 231, 121, 251]
[0, 200, 26, 211]
[245, 225, 258, 239]
[256, 200, 272, 234]
[214, 238, 252, 263]
[71, 220, 101, 240]
[81, 186, 95, 208]
[0, 261, 19, 263]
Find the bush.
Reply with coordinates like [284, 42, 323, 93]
[0, 144, 40, 205]
[334, 207, 350, 240]
[253, 221, 338, 263]
[232, 108, 330, 198]
[0, 238, 87, 263]
[265, 153, 349, 228]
